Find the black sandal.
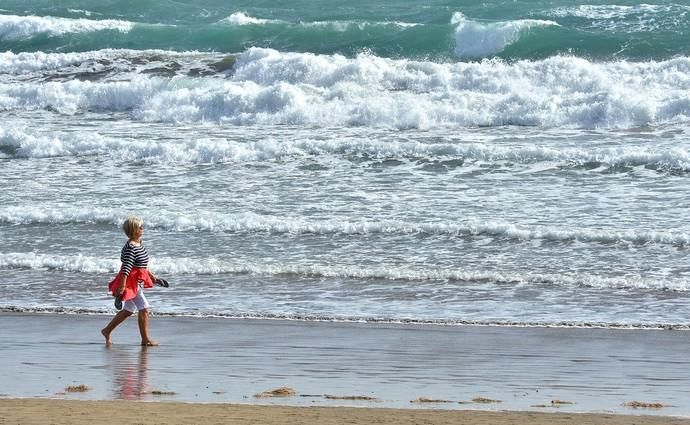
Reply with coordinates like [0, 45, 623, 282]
[114, 295, 123, 310]
[155, 278, 169, 288]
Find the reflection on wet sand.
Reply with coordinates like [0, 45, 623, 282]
[106, 346, 150, 400]
[2, 314, 688, 416]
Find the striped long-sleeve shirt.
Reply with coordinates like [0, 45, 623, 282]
[120, 241, 149, 275]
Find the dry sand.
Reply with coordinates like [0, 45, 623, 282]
[2, 399, 690, 425]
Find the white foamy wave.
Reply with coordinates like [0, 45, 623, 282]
[0, 252, 118, 273]
[0, 126, 112, 158]
[547, 4, 689, 32]
[550, 4, 652, 19]
[451, 12, 558, 58]
[0, 206, 125, 227]
[0, 76, 165, 115]
[3, 124, 690, 171]
[1, 49, 689, 129]
[0, 126, 273, 162]
[67, 9, 95, 17]
[1, 252, 686, 291]
[0, 49, 208, 76]
[1, 307, 685, 329]
[220, 12, 281, 26]
[219, 13, 417, 30]
[152, 262, 684, 291]
[301, 20, 419, 31]
[2, 206, 688, 247]
[0, 14, 133, 40]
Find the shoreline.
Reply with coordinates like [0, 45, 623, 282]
[2, 399, 690, 425]
[1, 312, 689, 419]
[3, 308, 689, 331]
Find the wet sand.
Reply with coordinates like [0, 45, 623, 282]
[2, 399, 690, 425]
[1, 312, 689, 422]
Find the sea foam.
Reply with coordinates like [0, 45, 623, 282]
[220, 12, 280, 26]
[300, 19, 420, 31]
[218, 11, 418, 30]
[0, 14, 133, 40]
[1, 206, 688, 247]
[0, 50, 208, 75]
[0, 252, 686, 292]
[3, 124, 690, 172]
[0, 48, 689, 129]
[547, 4, 690, 32]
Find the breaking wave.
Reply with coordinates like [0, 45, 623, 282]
[1, 252, 686, 292]
[1, 206, 688, 247]
[2, 125, 690, 173]
[0, 49, 688, 129]
[451, 12, 558, 58]
[0, 14, 133, 40]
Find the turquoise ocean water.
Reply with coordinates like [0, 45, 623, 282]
[1, 0, 690, 328]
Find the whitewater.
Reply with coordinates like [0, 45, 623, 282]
[1, 0, 689, 329]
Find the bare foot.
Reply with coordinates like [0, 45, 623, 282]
[141, 340, 159, 346]
[101, 329, 112, 346]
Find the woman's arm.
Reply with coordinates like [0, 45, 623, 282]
[118, 242, 135, 296]
[117, 273, 127, 296]
[147, 269, 157, 282]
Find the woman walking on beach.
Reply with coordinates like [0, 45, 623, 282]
[101, 216, 161, 346]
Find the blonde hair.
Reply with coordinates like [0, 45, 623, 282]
[122, 216, 143, 239]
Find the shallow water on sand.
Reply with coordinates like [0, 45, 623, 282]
[2, 314, 689, 416]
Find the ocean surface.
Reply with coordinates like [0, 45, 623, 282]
[1, 0, 689, 329]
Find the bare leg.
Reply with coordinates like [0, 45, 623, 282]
[138, 309, 158, 346]
[101, 310, 133, 345]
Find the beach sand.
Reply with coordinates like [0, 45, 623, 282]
[2, 399, 690, 425]
[1, 313, 689, 423]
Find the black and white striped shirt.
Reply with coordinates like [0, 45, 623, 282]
[120, 241, 149, 275]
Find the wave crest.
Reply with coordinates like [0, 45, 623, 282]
[3, 125, 690, 173]
[2, 49, 688, 129]
[220, 12, 280, 26]
[0, 14, 133, 40]
[451, 12, 558, 58]
[0, 252, 686, 292]
[547, 4, 690, 33]
[1, 206, 688, 247]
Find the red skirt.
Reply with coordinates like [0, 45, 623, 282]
[108, 267, 154, 301]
